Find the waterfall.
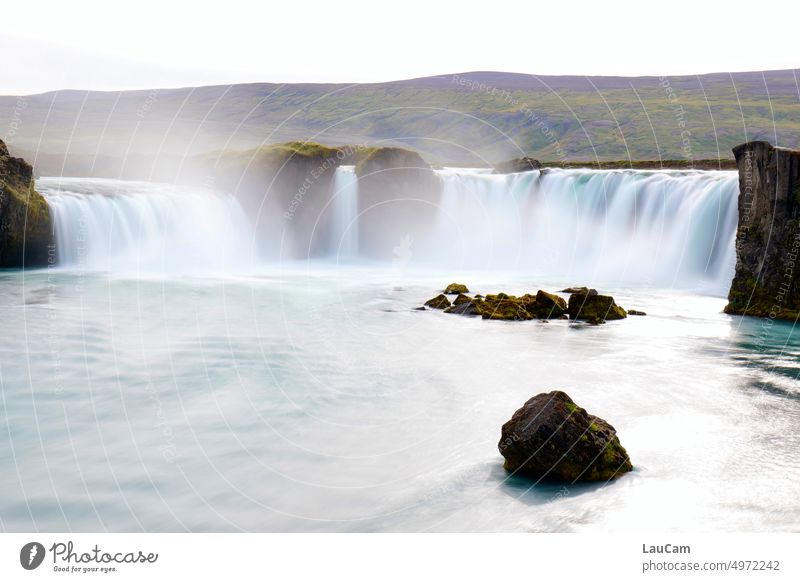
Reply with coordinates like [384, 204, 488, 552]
[329, 166, 360, 259]
[37, 169, 739, 293]
[39, 177, 255, 273]
[431, 167, 739, 294]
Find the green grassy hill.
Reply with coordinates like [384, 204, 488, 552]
[1, 69, 798, 167]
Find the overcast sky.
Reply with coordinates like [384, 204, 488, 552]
[2, 0, 798, 95]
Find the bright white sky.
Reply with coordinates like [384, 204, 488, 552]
[2, 0, 798, 94]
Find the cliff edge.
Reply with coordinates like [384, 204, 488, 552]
[725, 141, 800, 320]
[0, 140, 52, 267]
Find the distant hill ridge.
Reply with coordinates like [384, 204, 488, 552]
[1, 68, 798, 166]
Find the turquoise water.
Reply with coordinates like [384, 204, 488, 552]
[1, 267, 798, 532]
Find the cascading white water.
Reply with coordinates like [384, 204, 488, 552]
[38, 169, 739, 292]
[433, 167, 739, 294]
[39, 177, 255, 273]
[329, 166, 360, 258]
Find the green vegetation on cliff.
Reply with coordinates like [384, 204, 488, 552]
[0, 139, 52, 267]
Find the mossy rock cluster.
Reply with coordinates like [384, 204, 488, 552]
[423, 288, 569, 320]
[499, 390, 633, 482]
[421, 284, 637, 323]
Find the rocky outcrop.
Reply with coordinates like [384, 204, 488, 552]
[499, 391, 632, 482]
[493, 157, 541, 174]
[424, 294, 451, 309]
[208, 142, 351, 256]
[0, 140, 52, 267]
[452, 293, 472, 305]
[529, 290, 567, 319]
[568, 291, 627, 323]
[478, 293, 535, 320]
[725, 141, 800, 320]
[444, 282, 469, 294]
[353, 146, 439, 260]
[421, 284, 631, 323]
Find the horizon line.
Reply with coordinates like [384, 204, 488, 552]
[4, 66, 799, 99]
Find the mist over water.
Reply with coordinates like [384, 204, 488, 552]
[41, 177, 256, 274]
[4, 168, 792, 534]
[39, 168, 739, 295]
[2, 269, 799, 532]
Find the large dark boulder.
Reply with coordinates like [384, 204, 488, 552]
[499, 391, 632, 482]
[0, 140, 52, 268]
[568, 292, 626, 323]
[725, 141, 800, 320]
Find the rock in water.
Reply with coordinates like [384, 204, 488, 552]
[525, 290, 568, 319]
[568, 292, 626, 322]
[444, 282, 470, 294]
[627, 309, 646, 316]
[476, 293, 534, 320]
[424, 294, 451, 309]
[453, 293, 472, 305]
[444, 301, 480, 316]
[499, 391, 633, 482]
[725, 141, 800, 320]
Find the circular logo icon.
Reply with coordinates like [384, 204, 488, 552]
[20, 542, 46, 570]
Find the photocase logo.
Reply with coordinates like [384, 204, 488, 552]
[20, 542, 46, 570]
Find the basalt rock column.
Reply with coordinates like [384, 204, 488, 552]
[725, 141, 800, 320]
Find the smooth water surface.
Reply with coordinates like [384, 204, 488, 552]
[1, 267, 798, 532]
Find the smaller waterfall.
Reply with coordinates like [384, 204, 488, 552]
[39, 177, 255, 273]
[329, 166, 360, 259]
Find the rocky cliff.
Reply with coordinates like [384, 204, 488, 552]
[725, 141, 800, 320]
[353, 146, 439, 260]
[0, 140, 52, 267]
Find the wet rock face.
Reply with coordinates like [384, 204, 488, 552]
[354, 147, 439, 260]
[0, 139, 52, 268]
[444, 283, 469, 294]
[424, 294, 451, 309]
[530, 290, 567, 318]
[568, 292, 627, 323]
[725, 141, 800, 320]
[452, 293, 472, 305]
[499, 391, 633, 482]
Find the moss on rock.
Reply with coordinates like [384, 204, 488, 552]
[424, 293, 451, 309]
[568, 292, 627, 322]
[444, 283, 470, 295]
[499, 390, 633, 482]
[0, 139, 53, 267]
